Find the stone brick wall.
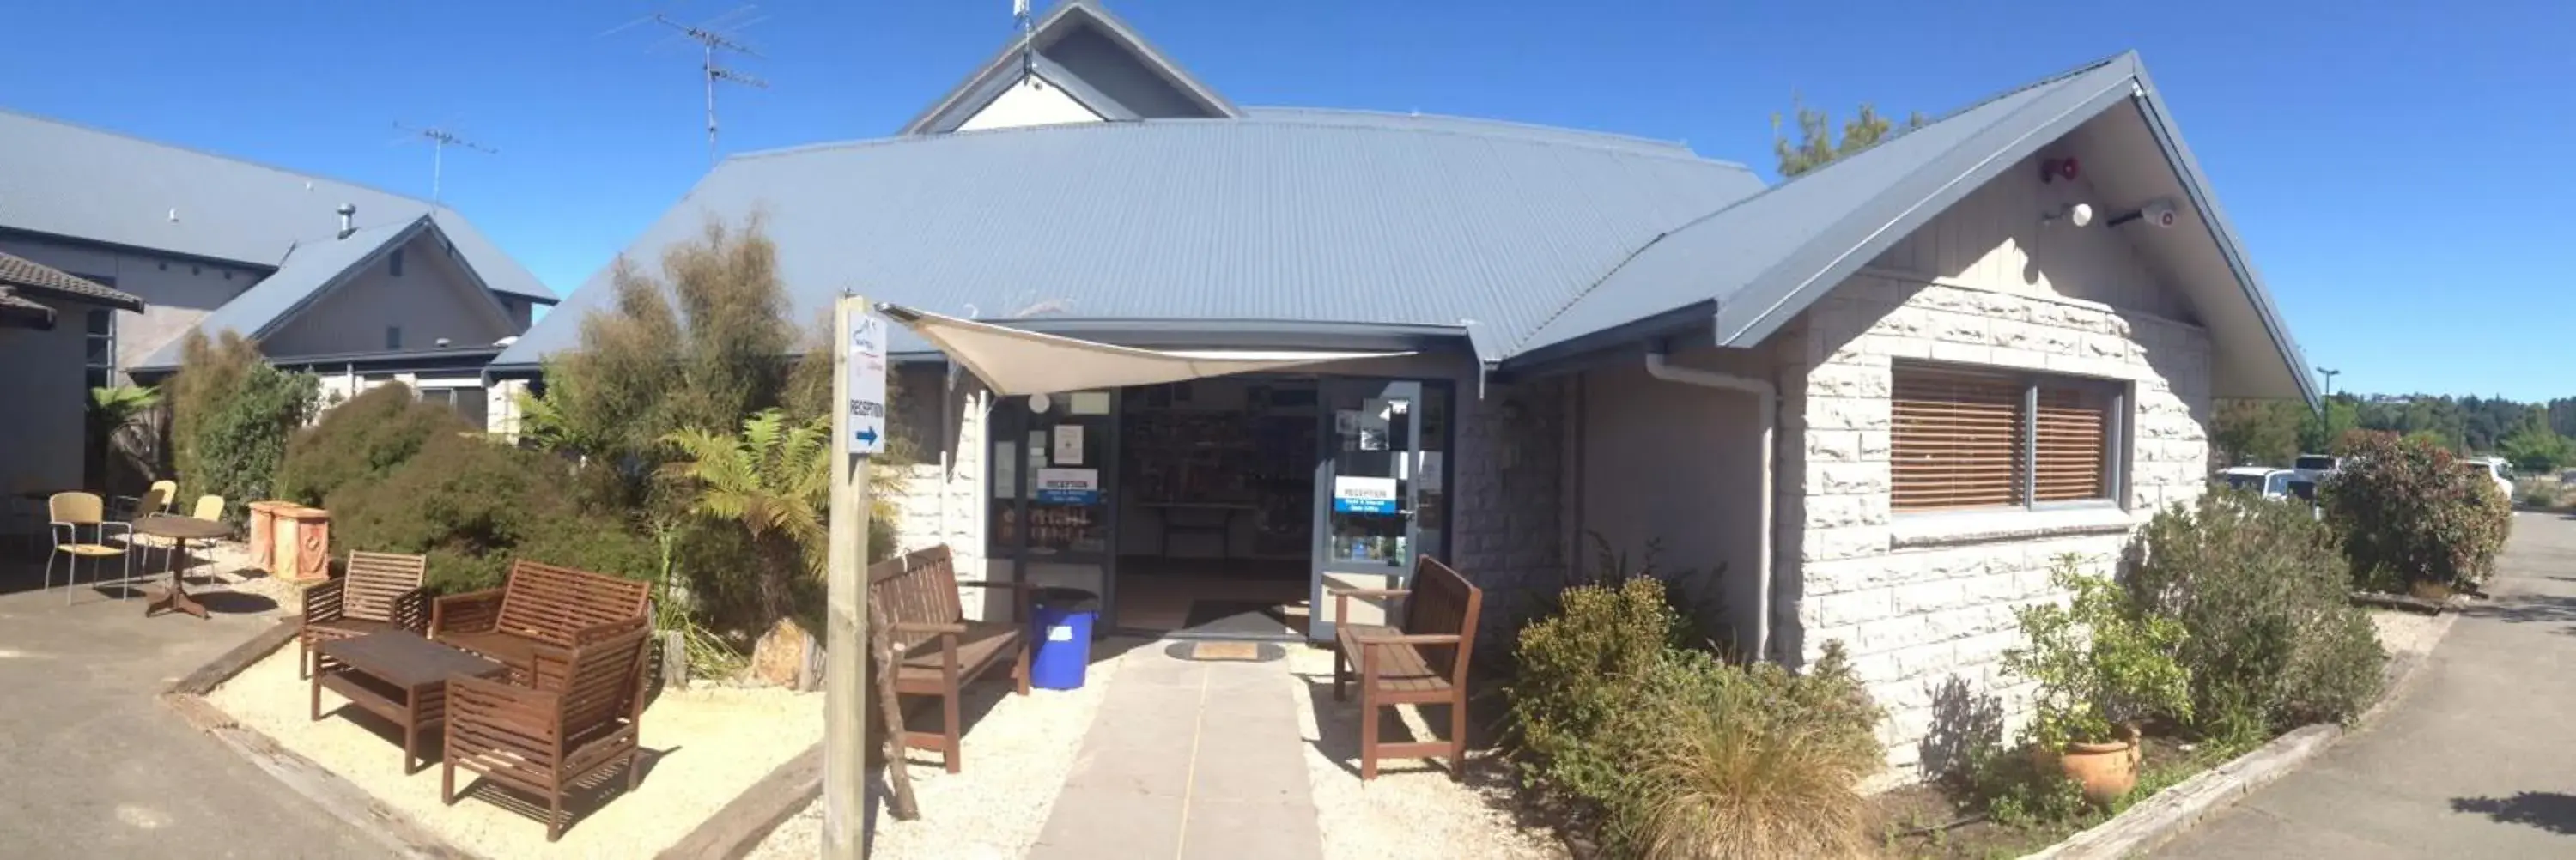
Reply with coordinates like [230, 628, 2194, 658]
[1447, 376, 1571, 659]
[1780, 273, 2213, 781]
[885, 371, 1004, 620]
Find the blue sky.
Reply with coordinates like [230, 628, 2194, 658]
[3, 1, 2567, 399]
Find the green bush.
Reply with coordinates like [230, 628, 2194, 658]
[2002, 556, 2192, 750]
[2129, 493, 2386, 743]
[2324, 431, 2510, 593]
[331, 432, 654, 593]
[167, 330, 319, 514]
[1613, 644, 1883, 858]
[1505, 577, 1680, 802]
[274, 383, 471, 507]
[2518, 480, 2561, 510]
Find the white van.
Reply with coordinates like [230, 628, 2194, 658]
[2461, 457, 2514, 501]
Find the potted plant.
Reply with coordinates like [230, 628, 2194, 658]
[2002, 554, 2192, 804]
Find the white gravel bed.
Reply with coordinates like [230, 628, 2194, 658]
[208, 644, 820, 858]
[2369, 608, 2445, 662]
[1284, 645, 1564, 860]
[747, 641, 1129, 860]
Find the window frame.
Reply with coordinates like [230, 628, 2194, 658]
[78, 272, 119, 391]
[389, 248, 405, 277]
[1891, 360, 2130, 516]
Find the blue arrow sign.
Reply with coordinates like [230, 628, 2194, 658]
[854, 427, 879, 447]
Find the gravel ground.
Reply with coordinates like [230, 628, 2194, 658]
[2369, 608, 2445, 663]
[1281, 645, 1564, 860]
[746, 642, 1130, 860]
[208, 644, 820, 858]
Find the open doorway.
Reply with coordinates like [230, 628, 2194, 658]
[1114, 378, 1319, 638]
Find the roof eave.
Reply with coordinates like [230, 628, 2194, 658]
[899, 0, 1235, 135]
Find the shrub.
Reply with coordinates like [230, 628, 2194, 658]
[1612, 644, 1883, 859]
[167, 330, 318, 514]
[2518, 480, 2561, 510]
[2002, 556, 2192, 750]
[2129, 493, 2385, 745]
[274, 384, 471, 507]
[1505, 577, 1680, 802]
[332, 432, 654, 593]
[2324, 431, 2510, 593]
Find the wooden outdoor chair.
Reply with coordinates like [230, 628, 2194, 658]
[871, 545, 1032, 773]
[431, 560, 652, 682]
[444, 615, 653, 842]
[300, 550, 430, 679]
[45, 492, 132, 604]
[1330, 555, 1485, 780]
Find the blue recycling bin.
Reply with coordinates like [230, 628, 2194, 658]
[1029, 587, 1100, 690]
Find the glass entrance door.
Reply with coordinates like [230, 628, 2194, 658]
[1310, 379, 1422, 639]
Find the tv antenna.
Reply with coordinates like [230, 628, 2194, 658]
[612, 5, 770, 165]
[392, 122, 495, 203]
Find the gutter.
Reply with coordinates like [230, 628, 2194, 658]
[1641, 347, 1783, 664]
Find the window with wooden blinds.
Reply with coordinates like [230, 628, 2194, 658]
[1893, 368, 2027, 511]
[1891, 363, 2124, 512]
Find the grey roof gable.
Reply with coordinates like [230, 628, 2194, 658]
[494, 115, 1765, 369]
[1508, 52, 2318, 407]
[0, 107, 554, 303]
[902, 0, 1238, 134]
[131, 215, 514, 370]
[0, 250, 144, 311]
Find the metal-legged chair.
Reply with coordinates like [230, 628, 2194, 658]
[46, 492, 132, 603]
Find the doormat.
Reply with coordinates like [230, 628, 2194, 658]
[1173, 599, 1297, 639]
[1163, 641, 1287, 663]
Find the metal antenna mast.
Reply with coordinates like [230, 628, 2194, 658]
[651, 11, 769, 165]
[393, 122, 495, 203]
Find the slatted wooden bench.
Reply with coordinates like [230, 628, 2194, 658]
[429, 560, 653, 682]
[1331, 555, 1485, 780]
[299, 550, 430, 679]
[872, 545, 1031, 774]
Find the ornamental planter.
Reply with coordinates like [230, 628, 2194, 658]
[2048, 724, 2144, 805]
[270, 505, 332, 584]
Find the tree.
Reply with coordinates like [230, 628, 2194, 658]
[167, 330, 318, 513]
[2499, 407, 2572, 472]
[2298, 396, 2360, 456]
[1772, 97, 1929, 178]
[2212, 399, 2300, 467]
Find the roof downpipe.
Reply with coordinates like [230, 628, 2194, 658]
[1643, 346, 1784, 665]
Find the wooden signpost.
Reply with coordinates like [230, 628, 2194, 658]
[822, 294, 891, 857]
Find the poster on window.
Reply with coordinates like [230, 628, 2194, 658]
[1053, 424, 1085, 465]
[993, 440, 1019, 498]
[1332, 475, 1400, 514]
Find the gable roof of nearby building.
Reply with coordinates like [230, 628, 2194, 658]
[130, 215, 495, 370]
[903, 0, 1238, 134]
[0, 249, 145, 312]
[1507, 51, 2317, 405]
[0, 108, 555, 304]
[494, 114, 1766, 369]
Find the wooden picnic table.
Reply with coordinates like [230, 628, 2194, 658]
[135, 514, 231, 619]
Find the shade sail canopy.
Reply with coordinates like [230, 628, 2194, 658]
[878, 304, 1411, 396]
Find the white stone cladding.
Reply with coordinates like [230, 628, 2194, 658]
[1780, 273, 2213, 781]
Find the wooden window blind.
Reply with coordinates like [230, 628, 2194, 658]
[1892, 367, 2027, 511]
[1892, 364, 2120, 512]
[2034, 385, 2111, 502]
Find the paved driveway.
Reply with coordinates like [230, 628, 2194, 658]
[0, 554, 371, 857]
[2154, 512, 2576, 858]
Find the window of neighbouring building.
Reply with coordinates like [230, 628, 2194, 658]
[1890, 362, 2124, 512]
[390, 248, 405, 277]
[386, 326, 403, 349]
[83, 307, 115, 390]
[418, 386, 489, 428]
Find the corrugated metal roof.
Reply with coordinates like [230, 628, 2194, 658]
[0, 249, 143, 310]
[131, 217, 426, 369]
[1512, 56, 2141, 360]
[1240, 107, 1704, 159]
[495, 115, 1765, 367]
[0, 108, 553, 302]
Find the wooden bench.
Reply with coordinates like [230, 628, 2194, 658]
[872, 545, 1031, 774]
[299, 550, 430, 679]
[1331, 555, 1485, 780]
[429, 560, 653, 682]
[446, 615, 653, 842]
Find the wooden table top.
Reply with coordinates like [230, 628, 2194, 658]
[133, 514, 232, 540]
[319, 632, 503, 689]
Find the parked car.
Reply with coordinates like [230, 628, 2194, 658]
[2461, 456, 2514, 501]
[2292, 453, 2340, 482]
[2215, 466, 2300, 500]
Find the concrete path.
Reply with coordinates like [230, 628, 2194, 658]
[0, 555, 373, 857]
[1029, 641, 1323, 860]
[2153, 512, 2576, 858]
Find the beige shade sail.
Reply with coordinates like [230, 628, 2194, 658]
[878, 304, 1413, 396]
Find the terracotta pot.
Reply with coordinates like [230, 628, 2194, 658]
[2051, 726, 2142, 805]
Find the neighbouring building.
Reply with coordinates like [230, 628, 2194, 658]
[494, 0, 2313, 779]
[0, 108, 556, 494]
